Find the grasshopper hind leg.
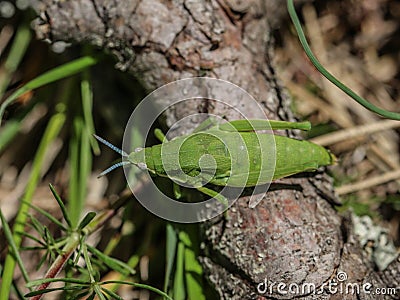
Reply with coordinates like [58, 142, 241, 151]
[218, 119, 311, 132]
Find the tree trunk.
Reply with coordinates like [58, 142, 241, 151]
[29, 0, 399, 299]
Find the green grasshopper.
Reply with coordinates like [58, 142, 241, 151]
[94, 119, 336, 205]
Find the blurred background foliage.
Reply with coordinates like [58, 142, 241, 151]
[275, 0, 400, 244]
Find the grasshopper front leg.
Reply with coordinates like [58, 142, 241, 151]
[154, 128, 167, 143]
[154, 128, 183, 199]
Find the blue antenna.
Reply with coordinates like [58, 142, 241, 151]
[97, 161, 131, 178]
[93, 134, 128, 157]
[94, 134, 130, 177]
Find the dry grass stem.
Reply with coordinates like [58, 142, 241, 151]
[310, 119, 400, 146]
[337, 169, 400, 195]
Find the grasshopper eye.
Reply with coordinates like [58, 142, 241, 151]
[137, 162, 147, 170]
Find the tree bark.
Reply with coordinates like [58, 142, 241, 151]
[29, 0, 399, 299]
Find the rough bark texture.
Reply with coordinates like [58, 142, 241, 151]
[29, 0, 399, 299]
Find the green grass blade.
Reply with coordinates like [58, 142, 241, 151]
[127, 255, 140, 269]
[105, 254, 140, 294]
[26, 277, 90, 288]
[69, 114, 92, 227]
[19, 232, 46, 247]
[102, 232, 122, 256]
[25, 286, 87, 298]
[26, 214, 46, 237]
[87, 245, 136, 276]
[0, 121, 21, 152]
[164, 223, 177, 293]
[69, 118, 86, 227]
[79, 122, 91, 208]
[26, 201, 67, 231]
[100, 280, 173, 300]
[49, 183, 72, 229]
[83, 243, 106, 300]
[0, 209, 30, 285]
[0, 109, 65, 300]
[101, 287, 123, 300]
[181, 231, 205, 300]
[81, 70, 100, 154]
[74, 70, 96, 226]
[0, 262, 24, 300]
[0, 55, 98, 124]
[77, 212, 96, 231]
[0, 23, 31, 96]
[25, 288, 66, 298]
[93, 287, 107, 300]
[82, 244, 95, 281]
[69, 117, 81, 227]
[74, 235, 85, 266]
[173, 232, 186, 300]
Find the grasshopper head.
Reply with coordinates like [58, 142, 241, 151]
[94, 135, 151, 176]
[128, 148, 147, 170]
